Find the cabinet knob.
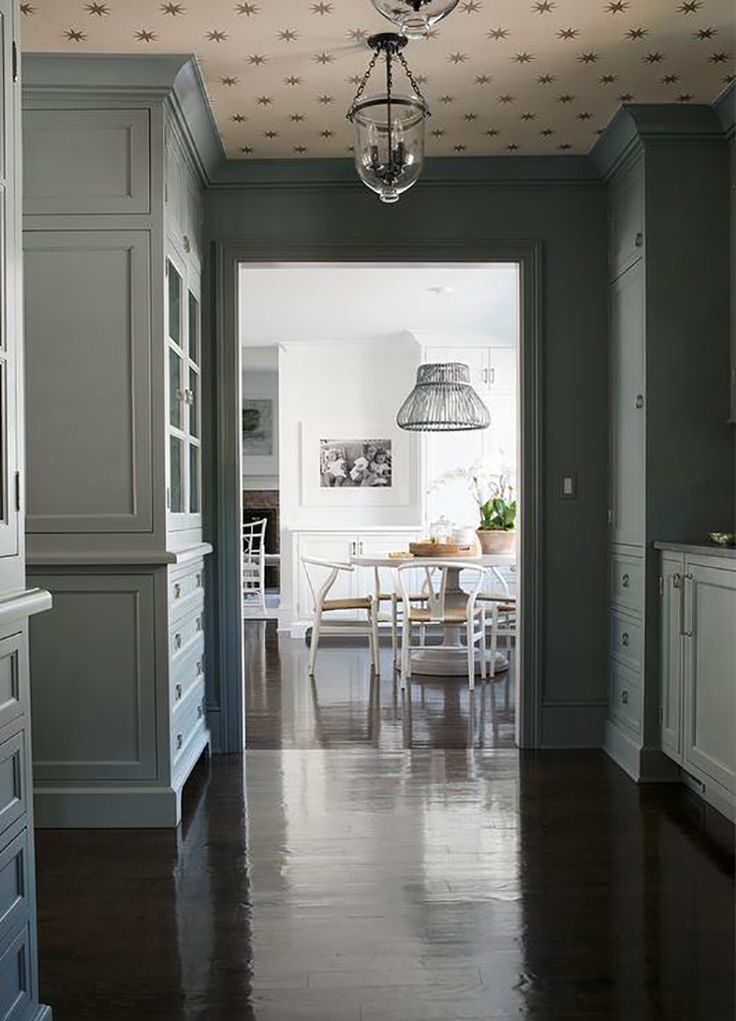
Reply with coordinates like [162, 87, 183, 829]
[621, 573, 630, 588]
[635, 394, 644, 409]
[175, 683, 182, 700]
[196, 573, 203, 588]
[672, 573, 682, 589]
[196, 616, 203, 631]
[174, 633, 182, 649]
[197, 703, 204, 719]
[176, 733, 183, 750]
[621, 689, 629, 705]
[621, 632, 630, 647]
[183, 235, 191, 253]
[196, 660, 204, 676]
[174, 583, 181, 599]
[634, 232, 644, 249]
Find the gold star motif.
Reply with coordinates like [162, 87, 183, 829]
[264, 130, 278, 139]
[431, 128, 445, 137]
[626, 27, 648, 40]
[311, 2, 333, 14]
[577, 111, 592, 120]
[256, 95, 272, 105]
[558, 28, 579, 41]
[294, 145, 308, 154]
[278, 29, 298, 42]
[643, 52, 665, 63]
[347, 75, 363, 86]
[558, 93, 575, 103]
[232, 115, 246, 124]
[498, 94, 515, 103]
[135, 29, 157, 42]
[532, 0, 555, 12]
[448, 52, 468, 64]
[606, 1, 628, 12]
[536, 73, 555, 84]
[317, 94, 334, 104]
[235, 2, 259, 14]
[661, 74, 680, 84]
[461, 1, 482, 12]
[618, 92, 634, 102]
[486, 128, 498, 136]
[475, 74, 493, 85]
[454, 144, 467, 152]
[160, 2, 185, 14]
[206, 30, 228, 42]
[320, 129, 334, 139]
[506, 143, 519, 151]
[678, 1, 702, 12]
[85, 2, 109, 15]
[20, 2, 35, 13]
[290, 113, 306, 122]
[248, 54, 267, 66]
[314, 52, 334, 64]
[558, 143, 572, 150]
[221, 77, 240, 86]
[464, 112, 478, 121]
[520, 112, 536, 121]
[348, 29, 367, 43]
[241, 145, 254, 154]
[599, 74, 617, 84]
[488, 27, 510, 41]
[540, 128, 554, 136]
[677, 93, 694, 102]
[285, 76, 302, 86]
[513, 52, 534, 63]
[695, 27, 716, 40]
[439, 95, 455, 103]
[709, 52, 729, 64]
[578, 52, 600, 64]
[64, 27, 87, 41]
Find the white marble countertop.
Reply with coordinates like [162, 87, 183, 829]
[654, 541, 736, 560]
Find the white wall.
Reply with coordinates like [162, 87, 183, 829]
[242, 348, 279, 490]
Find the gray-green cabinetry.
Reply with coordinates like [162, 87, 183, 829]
[657, 548, 735, 821]
[0, 2, 52, 1017]
[594, 106, 733, 784]
[21, 55, 218, 827]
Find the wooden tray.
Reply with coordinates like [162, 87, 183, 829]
[408, 542, 477, 558]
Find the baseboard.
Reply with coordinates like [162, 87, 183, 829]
[603, 719, 642, 779]
[639, 745, 681, 782]
[31, 1006, 52, 1021]
[681, 768, 735, 823]
[540, 702, 606, 748]
[33, 784, 181, 828]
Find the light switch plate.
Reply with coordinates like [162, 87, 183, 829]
[561, 474, 577, 499]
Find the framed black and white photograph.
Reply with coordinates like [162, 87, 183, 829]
[242, 398, 274, 456]
[319, 438, 393, 488]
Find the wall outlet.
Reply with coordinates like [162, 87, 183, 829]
[561, 474, 577, 499]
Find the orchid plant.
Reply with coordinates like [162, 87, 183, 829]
[429, 459, 517, 532]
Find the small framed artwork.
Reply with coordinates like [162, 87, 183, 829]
[301, 424, 412, 507]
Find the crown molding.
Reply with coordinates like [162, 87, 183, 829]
[21, 53, 226, 185]
[592, 102, 727, 179]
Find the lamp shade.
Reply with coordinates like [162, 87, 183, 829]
[396, 363, 491, 431]
[371, 0, 461, 38]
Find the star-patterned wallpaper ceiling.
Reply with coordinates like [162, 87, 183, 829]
[20, 1, 735, 159]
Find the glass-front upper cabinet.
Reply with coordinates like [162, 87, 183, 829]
[166, 251, 202, 528]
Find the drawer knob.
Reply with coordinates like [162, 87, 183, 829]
[621, 689, 629, 705]
[175, 683, 182, 700]
[621, 573, 630, 588]
[621, 632, 630, 647]
[196, 616, 203, 631]
[196, 660, 204, 676]
[635, 394, 644, 410]
[174, 633, 182, 649]
[196, 573, 203, 588]
[174, 583, 181, 599]
[176, 733, 183, 750]
[183, 234, 191, 253]
[634, 232, 644, 248]
[197, 704, 204, 719]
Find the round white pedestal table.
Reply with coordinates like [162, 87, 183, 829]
[350, 552, 516, 677]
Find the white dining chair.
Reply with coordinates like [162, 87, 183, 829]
[243, 518, 267, 612]
[394, 561, 487, 691]
[302, 557, 380, 677]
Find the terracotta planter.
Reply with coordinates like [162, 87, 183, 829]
[476, 529, 516, 554]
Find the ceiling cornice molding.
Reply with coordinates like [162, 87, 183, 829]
[592, 102, 727, 180]
[714, 80, 736, 141]
[21, 53, 225, 185]
[209, 154, 600, 190]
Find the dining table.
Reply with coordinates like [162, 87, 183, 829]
[350, 551, 516, 676]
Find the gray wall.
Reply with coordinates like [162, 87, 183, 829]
[203, 160, 610, 739]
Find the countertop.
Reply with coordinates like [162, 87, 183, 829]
[653, 541, 736, 560]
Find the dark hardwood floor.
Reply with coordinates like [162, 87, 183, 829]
[35, 621, 734, 1020]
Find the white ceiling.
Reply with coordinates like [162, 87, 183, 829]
[239, 263, 519, 347]
[21, 0, 735, 159]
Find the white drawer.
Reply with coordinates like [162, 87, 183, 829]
[169, 606, 204, 662]
[0, 733, 26, 844]
[610, 611, 642, 671]
[0, 921, 34, 1021]
[171, 680, 206, 770]
[169, 560, 205, 622]
[609, 660, 641, 735]
[0, 824, 30, 947]
[171, 639, 205, 711]
[0, 636, 25, 737]
[611, 554, 643, 613]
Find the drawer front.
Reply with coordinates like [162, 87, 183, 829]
[171, 639, 205, 712]
[0, 637, 25, 736]
[0, 922, 34, 1021]
[170, 606, 205, 663]
[171, 680, 206, 771]
[0, 734, 26, 844]
[169, 560, 205, 622]
[610, 611, 643, 671]
[0, 826, 30, 948]
[611, 554, 643, 613]
[609, 660, 641, 735]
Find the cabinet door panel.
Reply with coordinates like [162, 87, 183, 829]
[683, 565, 736, 793]
[660, 557, 684, 763]
[610, 261, 645, 546]
[609, 158, 643, 277]
[296, 535, 354, 620]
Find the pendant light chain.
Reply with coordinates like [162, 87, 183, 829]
[396, 50, 428, 108]
[350, 47, 380, 109]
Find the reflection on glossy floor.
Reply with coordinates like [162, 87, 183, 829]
[245, 621, 517, 750]
[35, 622, 734, 1020]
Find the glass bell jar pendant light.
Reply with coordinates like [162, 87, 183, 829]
[346, 32, 430, 204]
[370, 0, 460, 39]
[396, 363, 491, 431]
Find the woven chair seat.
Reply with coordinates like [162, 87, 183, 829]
[408, 604, 484, 624]
[322, 597, 373, 611]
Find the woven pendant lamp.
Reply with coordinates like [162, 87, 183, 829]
[396, 363, 490, 431]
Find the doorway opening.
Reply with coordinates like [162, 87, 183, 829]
[238, 262, 524, 750]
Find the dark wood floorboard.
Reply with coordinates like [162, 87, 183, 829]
[34, 621, 734, 1021]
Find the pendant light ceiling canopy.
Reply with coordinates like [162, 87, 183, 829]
[347, 32, 430, 204]
[396, 363, 491, 432]
[370, 0, 461, 39]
